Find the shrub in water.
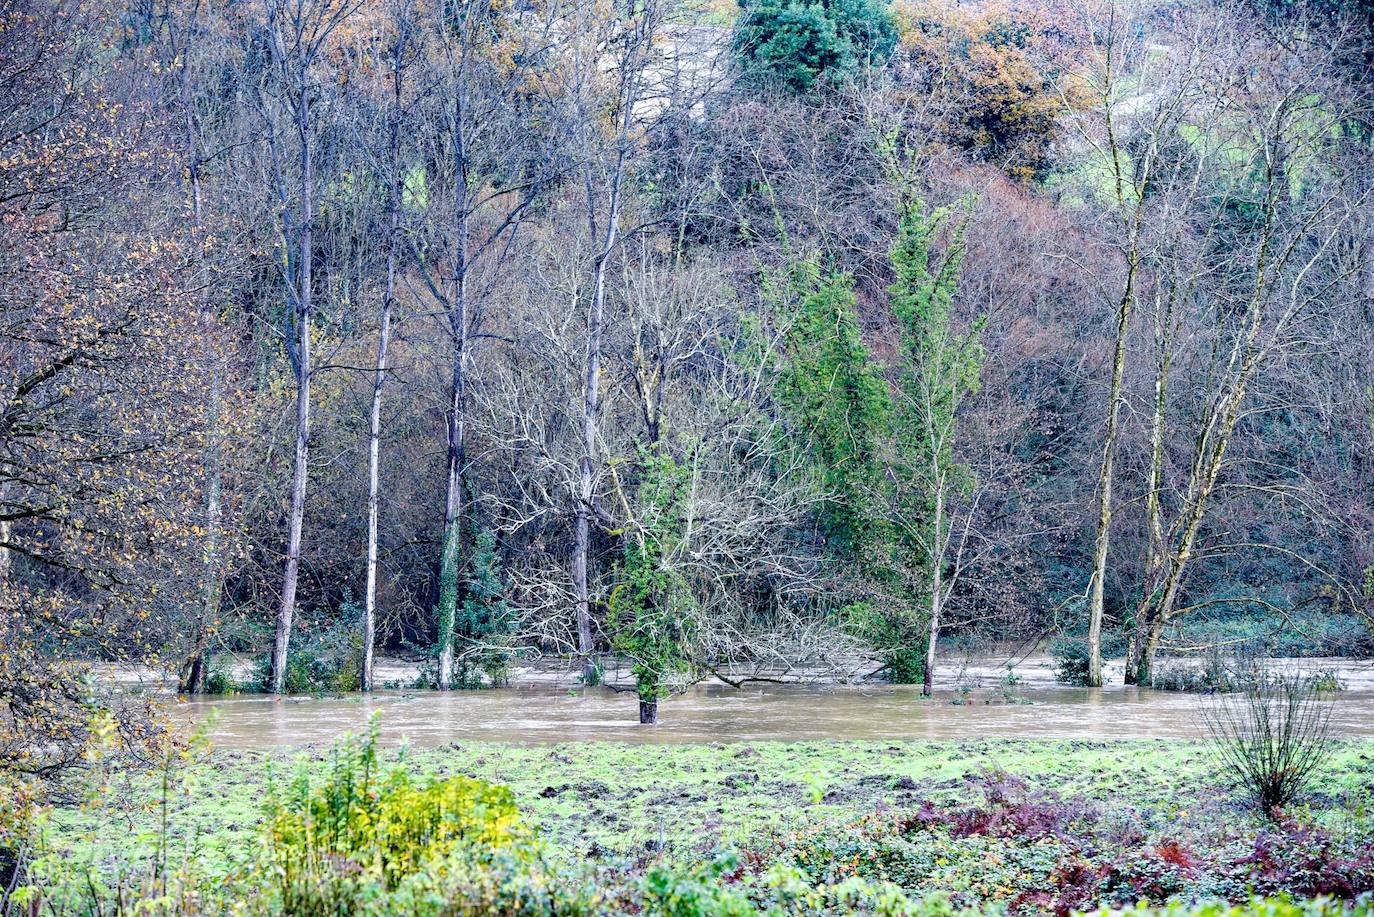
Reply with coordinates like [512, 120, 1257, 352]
[1052, 633, 1128, 685]
[252, 620, 364, 694]
[454, 529, 516, 689]
[201, 658, 238, 695]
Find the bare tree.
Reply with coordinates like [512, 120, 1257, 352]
[1062, 0, 1210, 687]
[561, 0, 677, 681]
[406, 0, 564, 689]
[1122, 13, 1369, 684]
[258, 0, 359, 694]
[359, 0, 416, 692]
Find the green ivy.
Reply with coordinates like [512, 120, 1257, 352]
[774, 259, 892, 560]
[454, 529, 514, 688]
[884, 193, 984, 680]
[607, 450, 698, 704]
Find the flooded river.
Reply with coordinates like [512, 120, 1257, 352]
[157, 656, 1374, 749]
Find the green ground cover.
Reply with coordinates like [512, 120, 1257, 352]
[37, 734, 1374, 914]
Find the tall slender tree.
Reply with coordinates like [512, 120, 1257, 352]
[567, 0, 671, 682]
[146, 0, 239, 695]
[259, 0, 359, 694]
[360, 0, 415, 692]
[411, 0, 562, 688]
[1068, 1, 1200, 687]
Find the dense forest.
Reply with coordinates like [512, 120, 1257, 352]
[8, 0, 1374, 914]
[3, 0, 1374, 755]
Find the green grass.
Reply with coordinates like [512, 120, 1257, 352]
[50, 737, 1374, 883]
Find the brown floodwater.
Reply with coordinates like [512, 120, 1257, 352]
[153, 656, 1374, 749]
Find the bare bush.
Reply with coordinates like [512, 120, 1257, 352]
[1202, 675, 1334, 818]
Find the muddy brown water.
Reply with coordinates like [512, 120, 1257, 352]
[145, 656, 1374, 749]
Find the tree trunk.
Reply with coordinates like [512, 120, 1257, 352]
[270, 77, 314, 696]
[1145, 300, 1173, 576]
[1087, 259, 1137, 688]
[363, 202, 397, 694]
[363, 332, 384, 693]
[922, 488, 944, 697]
[575, 167, 625, 682]
[178, 89, 224, 696]
[436, 506, 461, 689]
[364, 51, 404, 694]
[1126, 615, 1165, 686]
[575, 245, 614, 682]
[1127, 355, 1254, 684]
[0, 482, 14, 587]
[0, 516, 9, 586]
[183, 423, 221, 694]
[638, 697, 658, 724]
[572, 7, 653, 689]
[434, 84, 473, 692]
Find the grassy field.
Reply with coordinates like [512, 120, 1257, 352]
[53, 736, 1374, 883]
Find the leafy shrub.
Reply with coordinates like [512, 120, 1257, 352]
[264, 722, 528, 912]
[201, 658, 238, 695]
[1052, 633, 1127, 685]
[1102, 842, 1200, 904]
[637, 854, 757, 916]
[1222, 820, 1374, 899]
[0, 778, 39, 915]
[1152, 665, 1243, 694]
[1149, 646, 1267, 694]
[454, 529, 516, 689]
[751, 771, 1097, 905]
[636, 854, 957, 916]
[1307, 671, 1345, 694]
[885, 646, 927, 686]
[842, 602, 927, 686]
[1095, 896, 1374, 917]
[253, 618, 363, 694]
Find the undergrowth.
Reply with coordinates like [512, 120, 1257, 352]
[7, 727, 1374, 916]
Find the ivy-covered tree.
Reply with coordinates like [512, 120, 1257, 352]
[607, 451, 698, 724]
[455, 529, 514, 688]
[771, 259, 934, 681]
[733, 0, 898, 92]
[774, 260, 892, 558]
[888, 193, 983, 695]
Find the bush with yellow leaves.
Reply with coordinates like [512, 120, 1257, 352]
[263, 721, 534, 913]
